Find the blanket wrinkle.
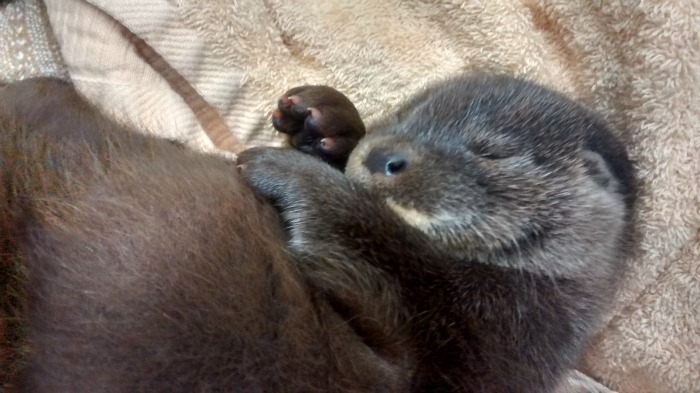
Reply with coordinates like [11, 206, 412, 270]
[1, 0, 698, 391]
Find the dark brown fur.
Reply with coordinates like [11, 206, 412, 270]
[1, 76, 635, 392]
[0, 79, 406, 392]
[271, 85, 366, 169]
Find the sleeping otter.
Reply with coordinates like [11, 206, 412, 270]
[242, 74, 635, 391]
[1, 75, 634, 392]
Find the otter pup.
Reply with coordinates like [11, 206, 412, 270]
[240, 74, 635, 391]
[1, 75, 634, 392]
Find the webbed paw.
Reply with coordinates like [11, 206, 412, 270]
[238, 147, 310, 207]
[271, 86, 366, 170]
[237, 147, 351, 237]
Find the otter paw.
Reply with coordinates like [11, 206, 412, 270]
[271, 85, 366, 170]
[238, 147, 332, 208]
[238, 147, 303, 205]
[238, 146, 350, 222]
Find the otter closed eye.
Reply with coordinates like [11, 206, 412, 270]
[471, 141, 515, 160]
[478, 150, 512, 159]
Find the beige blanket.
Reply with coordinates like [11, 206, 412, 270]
[1, 0, 699, 391]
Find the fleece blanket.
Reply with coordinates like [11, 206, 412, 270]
[1, 1, 699, 392]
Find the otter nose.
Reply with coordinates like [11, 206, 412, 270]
[364, 149, 408, 176]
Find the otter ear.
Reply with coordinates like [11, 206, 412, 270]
[582, 150, 618, 191]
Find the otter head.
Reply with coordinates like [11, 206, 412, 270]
[345, 75, 633, 274]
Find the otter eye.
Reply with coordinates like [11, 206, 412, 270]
[480, 151, 510, 159]
[472, 143, 512, 160]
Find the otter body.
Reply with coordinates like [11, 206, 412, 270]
[1, 76, 634, 392]
[0, 79, 404, 392]
[243, 74, 635, 391]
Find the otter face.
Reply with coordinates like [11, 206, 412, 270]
[345, 76, 629, 267]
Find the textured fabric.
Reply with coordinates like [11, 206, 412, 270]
[5, 0, 700, 391]
[0, 0, 67, 83]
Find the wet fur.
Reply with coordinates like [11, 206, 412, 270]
[1, 76, 635, 392]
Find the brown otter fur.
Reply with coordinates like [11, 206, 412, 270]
[1, 78, 405, 392]
[1, 76, 635, 392]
